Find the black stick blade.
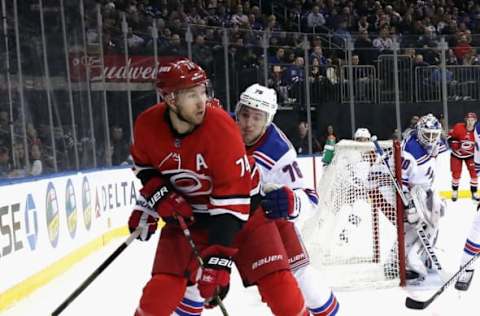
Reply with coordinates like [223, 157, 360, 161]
[405, 296, 432, 310]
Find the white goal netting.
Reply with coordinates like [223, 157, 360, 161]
[302, 140, 404, 289]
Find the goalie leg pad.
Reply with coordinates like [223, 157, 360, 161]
[135, 274, 187, 316]
[257, 270, 308, 316]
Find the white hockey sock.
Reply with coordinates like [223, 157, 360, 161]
[294, 265, 339, 315]
[172, 285, 204, 316]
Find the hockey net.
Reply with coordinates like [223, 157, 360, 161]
[302, 139, 405, 289]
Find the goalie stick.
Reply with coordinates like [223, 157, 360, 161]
[405, 252, 480, 309]
[371, 136, 446, 278]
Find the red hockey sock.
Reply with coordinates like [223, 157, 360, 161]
[135, 274, 187, 316]
[257, 270, 307, 316]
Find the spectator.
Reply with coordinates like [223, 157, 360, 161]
[354, 30, 376, 64]
[0, 146, 10, 177]
[192, 35, 213, 73]
[310, 45, 327, 65]
[284, 56, 305, 85]
[291, 121, 321, 154]
[269, 47, 285, 64]
[110, 126, 130, 166]
[231, 4, 249, 27]
[402, 115, 420, 139]
[307, 5, 326, 32]
[162, 33, 187, 57]
[29, 144, 43, 176]
[126, 29, 145, 52]
[453, 34, 472, 62]
[373, 26, 394, 54]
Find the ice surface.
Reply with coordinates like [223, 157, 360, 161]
[2, 199, 479, 316]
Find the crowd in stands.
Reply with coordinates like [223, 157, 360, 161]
[3, 0, 480, 178]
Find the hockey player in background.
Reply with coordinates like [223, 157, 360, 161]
[174, 83, 339, 316]
[401, 114, 448, 283]
[455, 114, 480, 291]
[128, 58, 308, 316]
[448, 112, 478, 201]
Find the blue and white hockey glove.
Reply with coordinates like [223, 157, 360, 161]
[263, 185, 301, 220]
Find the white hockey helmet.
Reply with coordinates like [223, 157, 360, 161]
[416, 113, 442, 150]
[235, 83, 278, 125]
[354, 128, 371, 142]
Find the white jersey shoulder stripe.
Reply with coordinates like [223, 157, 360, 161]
[210, 196, 251, 206]
[209, 208, 249, 221]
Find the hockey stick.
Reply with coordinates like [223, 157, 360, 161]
[371, 137, 446, 277]
[51, 227, 142, 316]
[405, 251, 480, 309]
[176, 216, 230, 316]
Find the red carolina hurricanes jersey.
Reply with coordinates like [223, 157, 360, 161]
[449, 122, 476, 159]
[131, 102, 252, 221]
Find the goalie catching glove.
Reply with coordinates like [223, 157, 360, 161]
[262, 184, 301, 220]
[188, 245, 238, 301]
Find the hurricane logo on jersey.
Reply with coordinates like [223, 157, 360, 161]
[163, 169, 212, 196]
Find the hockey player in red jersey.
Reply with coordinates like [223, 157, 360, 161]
[128, 58, 307, 316]
[448, 112, 478, 201]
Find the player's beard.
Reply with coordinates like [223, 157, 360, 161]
[174, 105, 204, 129]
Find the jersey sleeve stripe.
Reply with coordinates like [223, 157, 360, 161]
[302, 188, 319, 205]
[254, 156, 273, 170]
[254, 151, 276, 166]
[210, 196, 251, 206]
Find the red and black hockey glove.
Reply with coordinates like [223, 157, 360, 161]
[188, 245, 238, 301]
[140, 177, 194, 223]
[262, 185, 301, 220]
[128, 196, 159, 241]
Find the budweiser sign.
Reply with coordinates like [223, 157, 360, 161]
[69, 54, 177, 82]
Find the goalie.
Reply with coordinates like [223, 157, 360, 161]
[401, 114, 448, 283]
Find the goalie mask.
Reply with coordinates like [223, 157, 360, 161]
[235, 83, 278, 126]
[354, 128, 371, 142]
[416, 114, 442, 152]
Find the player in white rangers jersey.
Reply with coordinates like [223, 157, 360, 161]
[237, 84, 338, 316]
[401, 113, 448, 283]
[455, 118, 480, 291]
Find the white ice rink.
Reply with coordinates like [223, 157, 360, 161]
[3, 199, 480, 316]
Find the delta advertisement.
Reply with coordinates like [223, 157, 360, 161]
[0, 168, 141, 295]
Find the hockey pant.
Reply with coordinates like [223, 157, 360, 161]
[460, 210, 480, 266]
[451, 156, 478, 190]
